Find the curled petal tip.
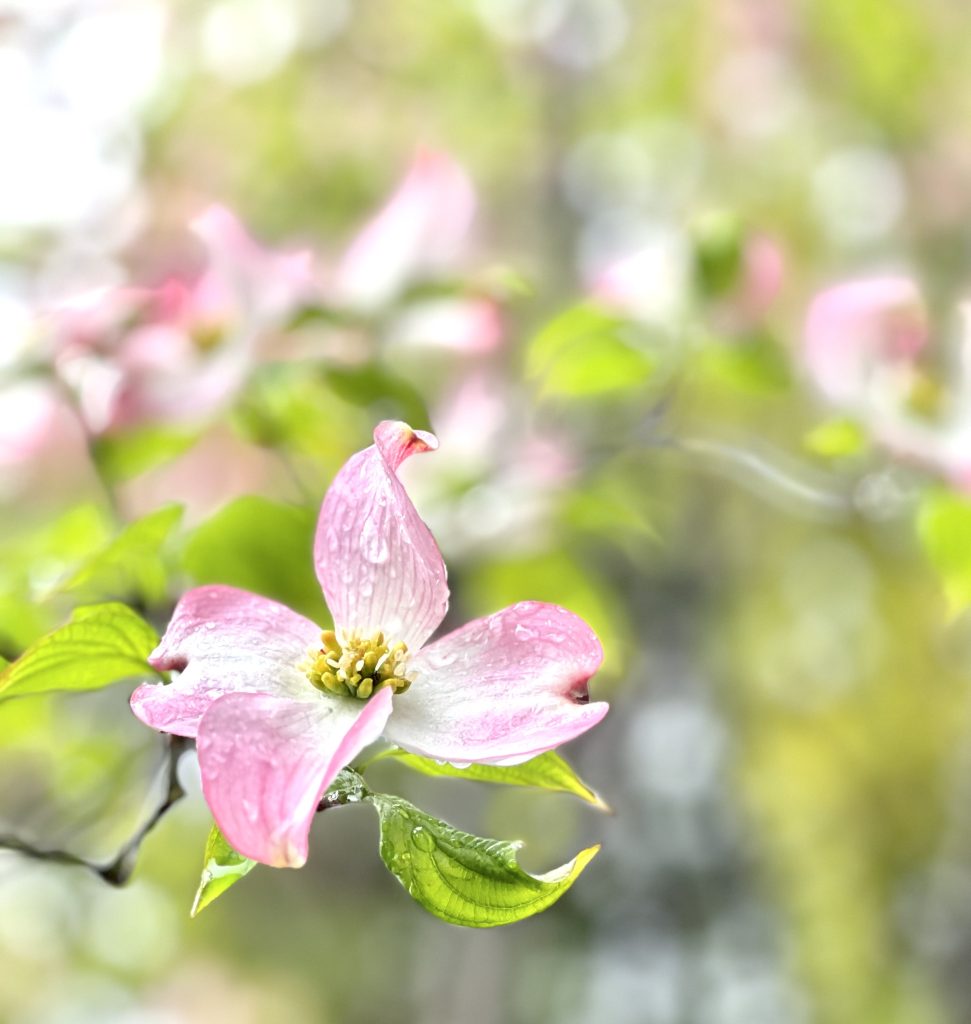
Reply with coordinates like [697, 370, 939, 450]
[373, 420, 439, 469]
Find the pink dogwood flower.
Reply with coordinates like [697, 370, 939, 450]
[51, 205, 314, 433]
[804, 277, 928, 408]
[130, 421, 607, 867]
[803, 276, 971, 489]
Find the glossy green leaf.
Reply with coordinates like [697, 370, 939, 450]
[58, 505, 183, 604]
[183, 496, 327, 623]
[918, 490, 971, 615]
[526, 304, 656, 398]
[0, 603, 161, 701]
[191, 823, 258, 917]
[367, 792, 599, 927]
[378, 749, 609, 810]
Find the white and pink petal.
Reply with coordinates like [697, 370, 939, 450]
[333, 148, 475, 310]
[314, 421, 449, 652]
[191, 204, 315, 325]
[384, 601, 607, 766]
[130, 585, 320, 738]
[196, 688, 392, 867]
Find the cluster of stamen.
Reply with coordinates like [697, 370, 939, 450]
[305, 630, 411, 700]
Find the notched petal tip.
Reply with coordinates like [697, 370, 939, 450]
[373, 420, 439, 471]
[277, 838, 309, 870]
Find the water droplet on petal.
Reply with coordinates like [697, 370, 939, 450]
[425, 648, 457, 669]
[514, 624, 536, 641]
[242, 799, 259, 824]
[361, 511, 390, 564]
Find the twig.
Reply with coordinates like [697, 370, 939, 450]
[665, 434, 859, 522]
[0, 735, 189, 885]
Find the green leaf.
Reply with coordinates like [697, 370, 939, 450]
[235, 362, 429, 456]
[697, 330, 791, 393]
[191, 823, 258, 917]
[804, 418, 868, 459]
[692, 209, 744, 299]
[0, 603, 161, 701]
[526, 304, 656, 398]
[367, 792, 599, 927]
[190, 770, 368, 917]
[58, 505, 183, 604]
[918, 490, 971, 616]
[321, 364, 430, 429]
[287, 302, 365, 330]
[378, 749, 610, 811]
[183, 496, 327, 623]
[92, 426, 200, 482]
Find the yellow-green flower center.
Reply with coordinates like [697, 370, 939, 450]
[191, 320, 229, 353]
[305, 630, 411, 700]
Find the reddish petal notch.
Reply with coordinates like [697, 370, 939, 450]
[385, 601, 608, 766]
[130, 585, 320, 738]
[373, 418, 438, 469]
[315, 421, 449, 651]
[197, 688, 392, 867]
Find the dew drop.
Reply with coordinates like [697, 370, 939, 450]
[361, 511, 390, 564]
[411, 825, 435, 852]
[425, 648, 457, 669]
[241, 799, 259, 824]
[514, 624, 536, 641]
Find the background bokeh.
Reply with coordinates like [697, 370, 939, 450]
[4, 2, 971, 1022]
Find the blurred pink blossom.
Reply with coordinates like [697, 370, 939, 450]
[328, 149, 501, 356]
[409, 372, 577, 556]
[592, 232, 784, 334]
[131, 421, 607, 867]
[386, 296, 502, 355]
[333, 149, 475, 311]
[804, 277, 927, 406]
[0, 381, 64, 467]
[50, 206, 315, 434]
[0, 380, 90, 496]
[803, 276, 971, 488]
[739, 234, 785, 322]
